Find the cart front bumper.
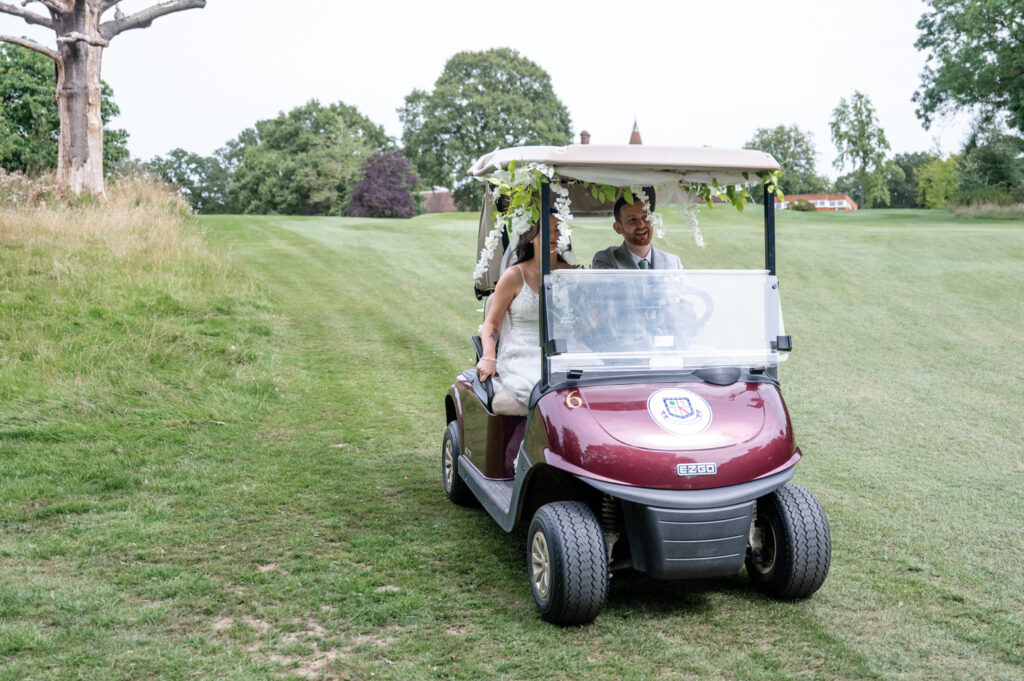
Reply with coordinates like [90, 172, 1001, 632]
[579, 467, 794, 579]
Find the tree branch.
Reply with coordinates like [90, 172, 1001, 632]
[99, 0, 205, 40]
[0, 33, 59, 61]
[56, 30, 109, 46]
[0, 1, 55, 29]
[20, 0, 69, 12]
[99, 0, 121, 12]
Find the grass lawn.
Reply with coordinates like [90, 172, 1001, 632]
[2, 201, 1022, 680]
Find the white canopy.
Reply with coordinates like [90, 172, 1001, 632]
[468, 144, 779, 187]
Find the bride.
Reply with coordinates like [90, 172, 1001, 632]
[476, 216, 573, 415]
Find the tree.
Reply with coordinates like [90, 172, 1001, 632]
[914, 0, 1024, 134]
[917, 156, 958, 208]
[953, 114, 1024, 204]
[346, 151, 419, 218]
[888, 151, 939, 208]
[0, 42, 127, 174]
[226, 100, 388, 216]
[399, 48, 572, 209]
[830, 91, 892, 208]
[743, 125, 827, 195]
[147, 148, 229, 213]
[0, 0, 207, 197]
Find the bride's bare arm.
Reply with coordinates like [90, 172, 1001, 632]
[476, 266, 522, 380]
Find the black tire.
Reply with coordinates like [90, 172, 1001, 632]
[441, 421, 475, 507]
[527, 501, 609, 625]
[746, 484, 831, 599]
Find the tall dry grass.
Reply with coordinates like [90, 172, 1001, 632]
[952, 201, 1024, 218]
[0, 170, 204, 264]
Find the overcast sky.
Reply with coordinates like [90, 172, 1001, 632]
[3, 0, 971, 179]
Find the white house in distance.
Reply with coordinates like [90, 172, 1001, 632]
[775, 194, 859, 211]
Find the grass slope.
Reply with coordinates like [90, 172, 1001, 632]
[1, 204, 1022, 680]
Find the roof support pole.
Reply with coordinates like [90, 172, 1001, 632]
[764, 184, 776, 276]
[539, 181, 551, 386]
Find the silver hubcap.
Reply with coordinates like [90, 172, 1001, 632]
[531, 531, 551, 599]
[443, 438, 454, 490]
[749, 512, 777, 574]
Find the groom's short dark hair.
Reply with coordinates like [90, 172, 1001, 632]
[613, 186, 656, 222]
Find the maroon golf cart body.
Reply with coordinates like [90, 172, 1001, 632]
[442, 145, 831, 625]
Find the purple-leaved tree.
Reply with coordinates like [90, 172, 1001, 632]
[347, 151, 419, 219]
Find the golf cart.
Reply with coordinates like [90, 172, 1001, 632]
[442, 145, 830, 625]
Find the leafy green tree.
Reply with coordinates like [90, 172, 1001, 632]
[953, 115, 1024, 204]
[830, 91, 892, 208]
[0, 43, 128, 175]
[399, 48, 572, 209]
[743, 125, 827, 195]
[226, 100, 389, 215]
[147, 148, 229, 213]
[832, 158, 904, 208]
[917, 156, 958, 208]
[888, 151, 939, 208]
[831, 170, 881, 208]
[914, 0, 1024, 134]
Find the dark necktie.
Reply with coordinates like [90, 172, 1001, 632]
[638, 258, 651, 269]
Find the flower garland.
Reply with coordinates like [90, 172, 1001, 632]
[475, 162, 578, 279]
[676, 187, 705, 248]
[474, 165, 784, 280]
[551, 181, 576, 265]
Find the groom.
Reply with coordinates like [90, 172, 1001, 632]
[591, 187, 682, 270]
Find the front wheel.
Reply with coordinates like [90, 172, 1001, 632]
[441, 421, 475, 507]
[746, 484, 831, 599]
[528, 501, 609, 625]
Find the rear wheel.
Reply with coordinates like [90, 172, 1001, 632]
[746, 484, 831, 599]
[441, 421, 475, 507]
[528, 501, 609, 625]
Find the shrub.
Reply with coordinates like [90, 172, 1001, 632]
[951, 184, 1024, 207]
[346, 151, 419, 218]
[0, 168, 61, 206]
[790, 198, 816, 211]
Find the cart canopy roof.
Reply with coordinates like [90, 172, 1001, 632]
[469, 144, 779, 187]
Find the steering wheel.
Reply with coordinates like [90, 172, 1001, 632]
[677, 287, 714, 328]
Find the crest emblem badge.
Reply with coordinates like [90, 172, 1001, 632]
[647, 388, 712, 435]
[663, 396, 694, 421]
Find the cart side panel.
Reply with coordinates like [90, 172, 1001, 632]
[455, 378, 517, 479]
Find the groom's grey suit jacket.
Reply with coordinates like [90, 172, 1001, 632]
[591, 243, 682, 270]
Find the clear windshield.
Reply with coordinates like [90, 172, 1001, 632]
[546, 269, 786, 373]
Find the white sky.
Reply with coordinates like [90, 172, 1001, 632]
[2, 0, 972, 179]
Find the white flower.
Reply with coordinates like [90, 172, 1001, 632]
[510, 208, 530, 236]
[556, 229, 572, 252]
[473, 221, 506, 280]
[678, 186, 706, 248]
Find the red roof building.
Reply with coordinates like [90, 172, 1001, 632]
[422, 189, 456, 213]
[629, 119, 643, 145]
[775, 193, 858, 211]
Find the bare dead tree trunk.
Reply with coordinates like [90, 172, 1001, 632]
[53, 2, 107, 195]
[0, 0, 207, 198]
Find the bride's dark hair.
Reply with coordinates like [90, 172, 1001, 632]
[512, 219, 571, 266]
[513, 224, 540, 265]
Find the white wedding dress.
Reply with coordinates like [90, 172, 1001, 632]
[495, 268, 540, 406]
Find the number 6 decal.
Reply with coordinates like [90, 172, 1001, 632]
[565, 389, 583, 409]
